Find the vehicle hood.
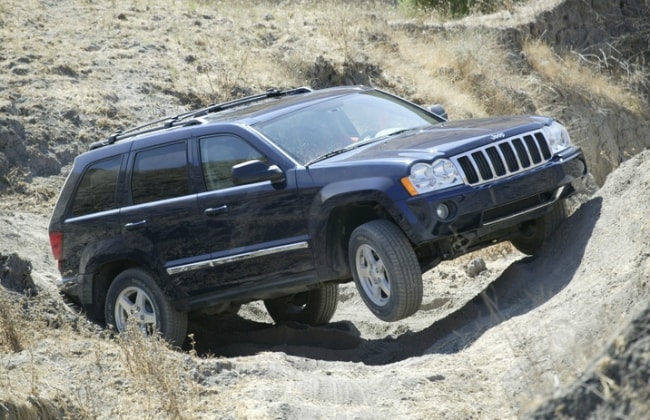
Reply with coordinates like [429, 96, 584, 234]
[316, 115, 553, 166]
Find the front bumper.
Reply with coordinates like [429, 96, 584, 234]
[398, 147, 588, 245]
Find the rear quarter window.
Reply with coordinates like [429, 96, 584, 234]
[70, 155, 122, 217]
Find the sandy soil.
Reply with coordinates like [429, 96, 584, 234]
[1, 149, 648, 419]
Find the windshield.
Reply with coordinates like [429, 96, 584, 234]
[253, 90, 441, 165]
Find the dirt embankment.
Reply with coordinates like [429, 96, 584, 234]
[515, 0, 650, 185]
[1, 0, 649, 197]
[447, 0, 650, 186]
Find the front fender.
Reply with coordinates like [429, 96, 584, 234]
[307, 176, 413, 276]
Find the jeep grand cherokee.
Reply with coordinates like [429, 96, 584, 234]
[48, 86, 588, 345]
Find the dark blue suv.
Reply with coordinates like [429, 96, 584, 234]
[48, 86, 588, 345]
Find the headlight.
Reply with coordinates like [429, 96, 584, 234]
[401, 159, 463, 196]
[543, 121, 572, 154]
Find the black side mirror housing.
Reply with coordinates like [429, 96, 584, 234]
[232, 160, 285, 186]
[428, 104, 448, 121]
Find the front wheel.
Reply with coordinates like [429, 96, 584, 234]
[348, 219, 423, 322]
[105, 268, 187, 346]
[511, 200, 567, 255]
[264, 283, 339, 326]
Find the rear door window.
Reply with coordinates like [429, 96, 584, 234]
[70, 155, 122, 216]
[131, 142, 189, 204]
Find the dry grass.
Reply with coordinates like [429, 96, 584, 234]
[0, 286, 205, 419]
[116, 321, 198, 419]
[523, 40, 645, 115]
[0, 290, 28, 353]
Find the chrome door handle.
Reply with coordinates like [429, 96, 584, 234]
[124, 220, 148, 231]
[204, 205, 229, 216]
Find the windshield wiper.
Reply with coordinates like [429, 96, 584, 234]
[375, 126, 429, 139]
[380, 128, 410, 138]
[306, 146, 354, 166]
[306, 126, 428, 165]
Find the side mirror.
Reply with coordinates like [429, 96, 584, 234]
[428, 104, 448, 121]
[232, 160, 285, 186]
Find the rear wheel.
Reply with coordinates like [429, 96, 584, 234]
[511, 200, 568, 255]
[348, 219, 422, 322]
[105, 268, 187, 346]
[264, 283, 339, 326]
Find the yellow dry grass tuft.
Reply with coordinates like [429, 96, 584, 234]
[116, 322, 197, 419]
[523, 40, 644, 114]
[0, 290, 26, 353]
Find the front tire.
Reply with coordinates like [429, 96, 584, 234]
[511, 200, 567, 255]
[105, 268, 187, 346]
[348, 219, 422, 322]
[264, 283, 338, 326]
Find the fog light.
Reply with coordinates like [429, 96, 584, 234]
[436, 203, 450, 219]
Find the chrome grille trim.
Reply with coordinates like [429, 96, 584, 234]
[452, 130, 552, 185]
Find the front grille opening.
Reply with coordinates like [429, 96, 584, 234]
[499, 143, 519, 172]
[453, 129, 553, 186]
[535, 132, 552, 159]
[512, 138, 531, 167]
[486, 146, 506, 176]
[458, 156, 478, 184]
[524, 135, 542, 163]
[472, 151, 493, 180]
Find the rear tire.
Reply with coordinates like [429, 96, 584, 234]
[348, 219, 422, 322]
[264, 283, 338, 326]
[511, 200, 567, 255]
[105, 268, 187, 346]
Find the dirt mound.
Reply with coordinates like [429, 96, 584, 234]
[525, 304, 650, 419]
[0, 0, 648, 197]
[0, 253, 34, 294]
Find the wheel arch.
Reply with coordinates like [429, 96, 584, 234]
[80, 248, 175, 321]
[311, 189, 407, 278]
[80, 258, 139, 322]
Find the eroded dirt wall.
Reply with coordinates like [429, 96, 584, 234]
[516, 0, 650, 185]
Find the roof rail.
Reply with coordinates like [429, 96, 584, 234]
[91, 86, 312, 150]
[169, 86, 313, 123]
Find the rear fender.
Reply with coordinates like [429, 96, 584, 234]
[78, 237, 183, 308]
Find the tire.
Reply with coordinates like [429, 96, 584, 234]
[348, 219, 423, 322]
[511, 200, 568, 255]
[104, 268, 188, 346]
[264, 283, 338, 326]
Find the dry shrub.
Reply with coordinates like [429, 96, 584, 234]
[380, 28, 531, 118]
[523, 40, 643, 114]
[0, 289, 28, 353]
[0, 396, 60, 420]
[116, 321, 195, 418]
[399, 0, 522, 18]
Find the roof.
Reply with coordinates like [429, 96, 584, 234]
[89, 85, 371, 150]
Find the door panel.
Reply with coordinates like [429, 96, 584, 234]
[121, 141, 204, 275]
[195, 134, 314, 287]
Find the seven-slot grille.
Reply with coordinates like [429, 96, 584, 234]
[452, 130, 552, 185]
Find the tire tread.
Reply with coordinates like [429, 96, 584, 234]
[349, 219, 422, 322]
